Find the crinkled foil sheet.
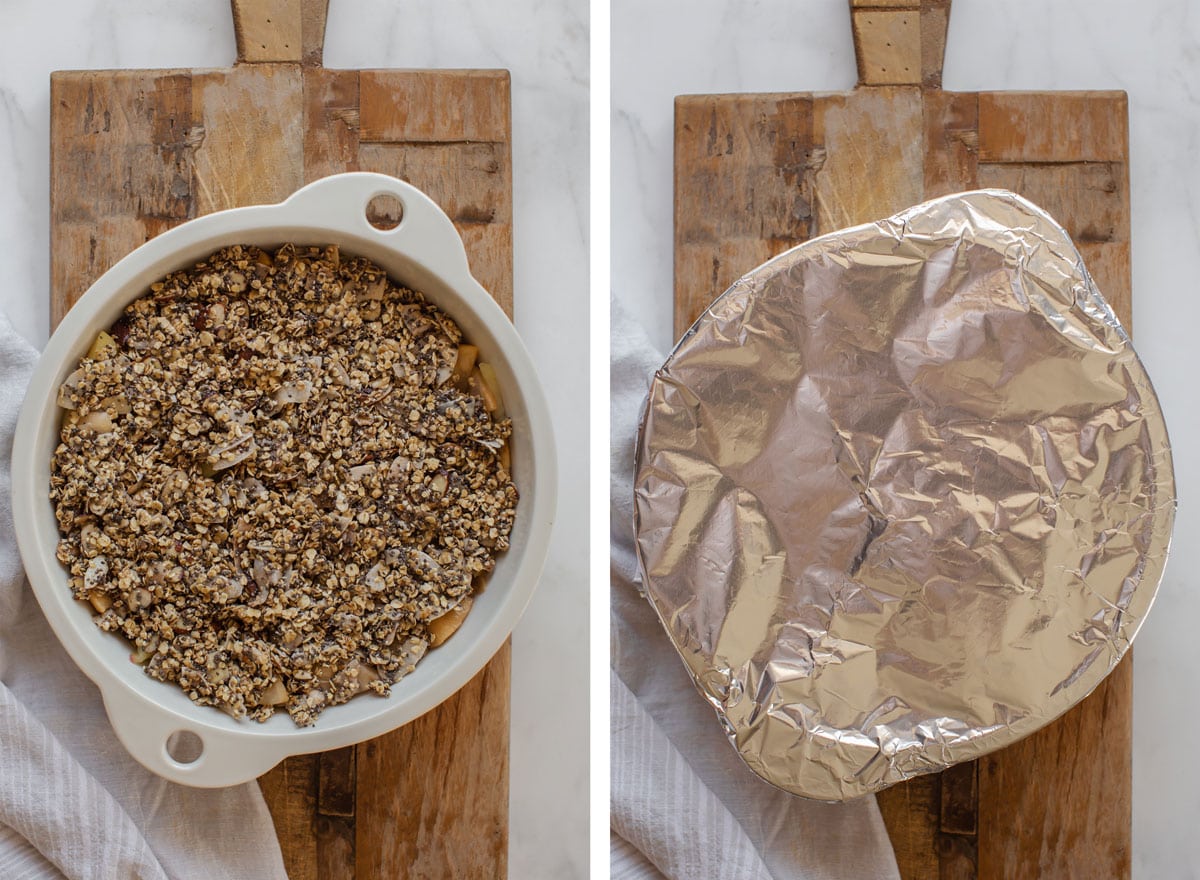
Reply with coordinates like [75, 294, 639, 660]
[633, 190, 1175, 801]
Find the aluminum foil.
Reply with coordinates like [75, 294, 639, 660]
[633, 190, 1175, 802]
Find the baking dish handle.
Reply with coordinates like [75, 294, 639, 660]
[279, 172, 478, 291]
[101, 684, 288, 788]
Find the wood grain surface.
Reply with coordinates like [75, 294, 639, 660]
[673, 1, 1133, 876]
[49, 1, 514, 877]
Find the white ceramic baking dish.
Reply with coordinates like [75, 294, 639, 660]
[11, 172, 556, 787]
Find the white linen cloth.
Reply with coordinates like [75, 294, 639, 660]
[0, 316, 288, 880]
[610, 297, 901, 880]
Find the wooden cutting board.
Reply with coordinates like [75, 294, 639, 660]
[49, 1, 513, 876]
[674, 1, 1132, 876]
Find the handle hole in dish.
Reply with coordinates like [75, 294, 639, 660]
[165, 730, 204, 765]
[366, 193, 405, 231]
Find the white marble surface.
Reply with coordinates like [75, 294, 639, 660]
[0, 0, 588, 877]
[613, 0, 1198, 875]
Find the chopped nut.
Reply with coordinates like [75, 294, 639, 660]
[364, 563, 386, 593]
[273, 380, 313, 407]
[129, 587, 154, 610]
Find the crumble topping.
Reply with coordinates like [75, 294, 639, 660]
[51, 244, 517, 726]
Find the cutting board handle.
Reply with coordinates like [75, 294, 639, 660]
[849, 0, 951, 89]
[232, 0, 329, 66]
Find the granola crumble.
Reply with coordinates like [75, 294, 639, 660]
[50, 244, 517, 726]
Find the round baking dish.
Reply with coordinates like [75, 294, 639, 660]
[12, 172, 556, 787]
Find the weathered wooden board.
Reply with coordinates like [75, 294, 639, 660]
[49, 1, 514, 877]
[673, 1, 1133, 876]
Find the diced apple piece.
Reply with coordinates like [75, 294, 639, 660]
[451, 344, 479, 389]
[79, 410, 114, 434]
[476, 362, 505, 419]
[101, 394, 131, 415]
[87, 330, 119, 360]
[260, 680, 289, 706]
[428, 596, 474, 647]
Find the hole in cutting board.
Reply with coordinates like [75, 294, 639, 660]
[366, 194, 405, 231]
[166, 730, 203, 765]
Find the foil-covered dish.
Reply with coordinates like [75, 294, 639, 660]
[633, 190, 1175, 801]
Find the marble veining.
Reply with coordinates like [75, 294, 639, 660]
[0, 1, 587, 877]
[614, 1, 1200, 876]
